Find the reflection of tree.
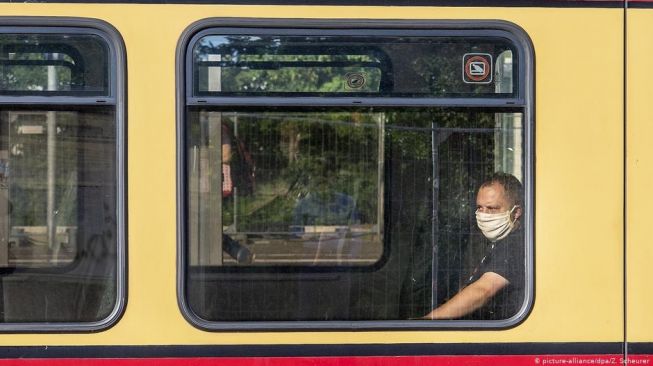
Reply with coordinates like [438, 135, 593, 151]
[197, 36, 515, 232]
[389, 41, 511, 96]
[195, 35, 383, 94]
[0, 35, 72, 91]
[219, 106, 506, 266]
[221, 111, 379, 231]
[198, 35, 516, 302]
[0, 34, 108, 93]
[201, 34, 517, 279]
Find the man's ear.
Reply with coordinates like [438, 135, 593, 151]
[513, 205, 522, 221]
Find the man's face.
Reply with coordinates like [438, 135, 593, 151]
[476, 183, 510, 214]
[476, 183, 521, 221]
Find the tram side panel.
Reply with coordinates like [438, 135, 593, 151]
[0, 4, 626, 360]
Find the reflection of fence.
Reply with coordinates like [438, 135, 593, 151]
[217, 112, 383, 266]
[386, 122, 523, 308]
[188, 110, 523, 274]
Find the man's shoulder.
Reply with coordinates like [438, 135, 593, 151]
[502, 226, 524, 244]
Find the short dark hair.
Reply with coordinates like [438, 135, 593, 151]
[480, 172, 523, 208]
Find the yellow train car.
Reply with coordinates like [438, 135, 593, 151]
[0, 0, 641, 364]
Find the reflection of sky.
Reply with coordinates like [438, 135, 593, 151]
[198, 36, 268, 62]
[197, 36, 228, 61]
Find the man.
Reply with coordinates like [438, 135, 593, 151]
[424, 172, 524, 320]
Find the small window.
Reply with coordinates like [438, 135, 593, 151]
[180, 22, 532, 329]
[0, 22, 124, 330]
[196, 51, 387, 94]
[191, 33, 517, 98]
[0, 33, 109, 95]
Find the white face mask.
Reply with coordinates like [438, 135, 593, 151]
[476, 206, 517, 242]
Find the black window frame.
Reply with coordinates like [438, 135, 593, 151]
[177, 18, 534, 331]
[0, 17, 126, 332]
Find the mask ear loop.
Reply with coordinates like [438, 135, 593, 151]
[509, 205, 519, 225]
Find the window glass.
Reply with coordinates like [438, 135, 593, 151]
[0, 30, 119, 325]
[183, 28, 529, 326]
[192, 34, 517, 97]
[0, 34, 110, 95]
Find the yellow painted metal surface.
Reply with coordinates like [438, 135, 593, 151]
[0, 5, 624, 346]
[627, 9, 653, 344]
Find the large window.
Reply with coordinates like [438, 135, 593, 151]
[0, 21, 124, 330]
[180, 21, 532, 329]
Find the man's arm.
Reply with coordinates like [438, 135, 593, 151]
[422, 272, 509, 320]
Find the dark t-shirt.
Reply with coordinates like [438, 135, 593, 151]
[465, 227, 525, 320]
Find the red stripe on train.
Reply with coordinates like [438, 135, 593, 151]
[0, 355, 650, 366]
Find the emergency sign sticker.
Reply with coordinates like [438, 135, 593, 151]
[463, 53, 493, 84]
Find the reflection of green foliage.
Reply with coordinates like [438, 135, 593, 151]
[0, 35, 76, 91]
[219, 109, 507, 237]
[222, 111, 380, 230]
[2, 65, 72, 91]
[195, 36, 384, 94]
[0, 34, 109, 93]
[220, 66, 381, 93]
[401, 42, 513, 96]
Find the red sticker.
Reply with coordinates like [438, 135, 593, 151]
[463, 53, 493, 84]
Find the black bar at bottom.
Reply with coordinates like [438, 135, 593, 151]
[0, 343, 625, 359]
